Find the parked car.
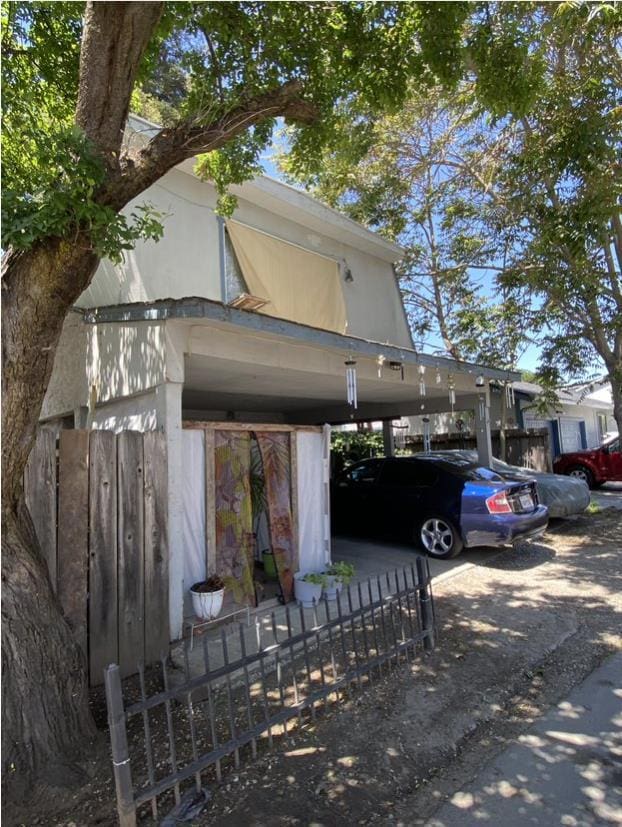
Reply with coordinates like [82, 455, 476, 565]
[331, 455, 548, 560]
[422, 450, 590, 518]
[553, 435, 621, 489]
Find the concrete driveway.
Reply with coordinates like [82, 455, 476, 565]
[332, 534, 503, 586]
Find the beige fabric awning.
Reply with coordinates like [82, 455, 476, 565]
[226, 220, 347, 334]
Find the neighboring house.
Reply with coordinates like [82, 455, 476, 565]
[406, 378, 617, 456]
[40, 114, 516, 643]
[518, 379, 617, 454]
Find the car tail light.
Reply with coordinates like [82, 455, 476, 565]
[486, 491, 513, 514]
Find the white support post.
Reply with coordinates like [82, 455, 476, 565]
[155, 381, 185, 642]
[474, 390, 493, 467]
[382, 420, 395, 457]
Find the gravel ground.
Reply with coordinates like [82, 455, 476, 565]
[4, 508, 621, 827]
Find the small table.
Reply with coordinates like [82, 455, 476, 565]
[182, 605, 252, 650]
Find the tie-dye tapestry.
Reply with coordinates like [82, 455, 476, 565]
[256, 432, 297, 602]
[214, 430, 256, 606]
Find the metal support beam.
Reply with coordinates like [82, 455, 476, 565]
[474, 391, 493, 467]
[382, 421, 395, 457]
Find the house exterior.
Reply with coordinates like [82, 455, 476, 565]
[405, 379, 617, 456]
[40, 115, 518, 642]
[518, 380, 617, 454]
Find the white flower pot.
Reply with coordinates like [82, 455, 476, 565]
[294, 572, 323, 608]
[190, 586, 225, 620]
[322, 574, 343, 601]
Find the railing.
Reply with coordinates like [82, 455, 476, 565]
[104, 559, 436, 825]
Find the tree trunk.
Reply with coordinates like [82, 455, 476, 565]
[2, 501, 97, 791]
[2, 241, 100, 789]
[608, 369, 622, 440]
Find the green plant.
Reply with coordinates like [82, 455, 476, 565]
[302, 572, 327, 587]
[331, 431, 385, 473]
[326, 561, 355, 585]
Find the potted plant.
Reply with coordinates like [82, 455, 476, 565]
[322, 562, 355, 600]
[190, 575, 225, 620]
[294, 571, 326, 608]
[262, 550, 279, 581]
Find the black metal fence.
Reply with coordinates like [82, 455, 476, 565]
[104, 559, 436, 825]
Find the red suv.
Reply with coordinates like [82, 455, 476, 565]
[553, 435, 621, 489]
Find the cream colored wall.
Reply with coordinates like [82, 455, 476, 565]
[86, 321, 167, 404]
[76, 169, 222, 309]
[76, 167, 411, 349]
[89, 391, 159, 432]
[41, 311, 89, 420]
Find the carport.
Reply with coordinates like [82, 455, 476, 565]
[165, 302, 520, 468]
[88, 300, 520, 634]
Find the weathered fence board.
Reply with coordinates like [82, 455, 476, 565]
[24, 428, 169, 686]
[143, 431, 169, 665]
[89, 430, 119, 683]
[118, 432, 146, 679]
[24, 427, 58, 590]
[403, 428, 552, 471]
[57, 429, 90, 656]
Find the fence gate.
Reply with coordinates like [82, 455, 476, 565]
[24, 428, 169, 685]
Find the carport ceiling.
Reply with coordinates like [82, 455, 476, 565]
[184, 353, 460, 413]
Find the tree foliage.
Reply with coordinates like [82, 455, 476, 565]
[1, 1, 476, 255]
[281, 1, 622, 433]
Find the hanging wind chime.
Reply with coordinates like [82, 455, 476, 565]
[345, 357, 358, 412]
[448, 375, 456, 415]
[436, 368, 442, 385]
[505, 381, 515, 410]
[418, 364, 426, 396]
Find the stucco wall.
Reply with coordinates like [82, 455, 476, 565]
[41, 311, 89, 420]
[76, 169, 222, 309]
[89, 390, 159, 432]
[87, 320, 167, 404]
[76, 168, 412, 349]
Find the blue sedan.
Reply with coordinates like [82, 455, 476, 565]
[331, 454, 548, 559]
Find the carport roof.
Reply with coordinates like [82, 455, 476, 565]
[82, 296, 521, 384]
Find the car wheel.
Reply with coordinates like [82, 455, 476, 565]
[418, 515, 464, 560]
[567, 465, 595, 489]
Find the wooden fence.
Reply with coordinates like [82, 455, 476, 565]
[402, 428, 552, 471]
[24, 429, 169, 685]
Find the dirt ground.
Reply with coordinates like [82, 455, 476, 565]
[4, 508, 621, 827]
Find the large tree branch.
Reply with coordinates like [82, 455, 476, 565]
[102, 80, 318, 211]
[76, 1, 164, 164]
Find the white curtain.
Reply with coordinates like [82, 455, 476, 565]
[296, 430, 330, 572]
[181, 430, 206, 612]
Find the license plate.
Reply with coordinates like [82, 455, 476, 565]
[519, 494, 534, 510]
